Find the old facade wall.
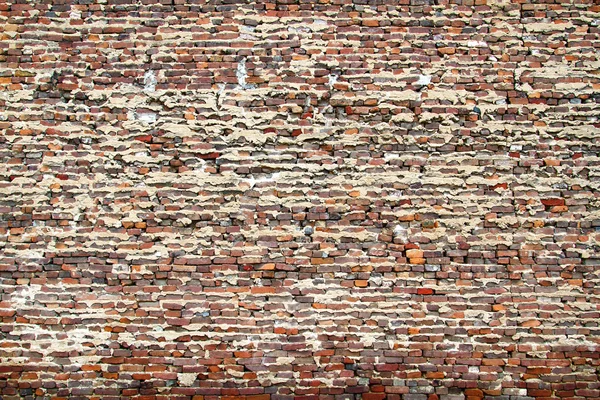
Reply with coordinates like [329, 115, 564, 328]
[1, 0, 600, 399]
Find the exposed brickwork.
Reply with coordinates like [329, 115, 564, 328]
[1, 0, 600, 399]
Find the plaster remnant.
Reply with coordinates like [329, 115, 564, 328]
[177, 373, 197, 387]
[177, 217, 193, 226]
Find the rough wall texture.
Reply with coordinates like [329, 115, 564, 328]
[1, 0, 600, 399]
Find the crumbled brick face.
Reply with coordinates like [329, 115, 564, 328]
[1, 0, 599, 399]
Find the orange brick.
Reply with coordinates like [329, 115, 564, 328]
[406, 249, 423, 258]
[363, 19, 379, 27]
[251, 287, 276, 294]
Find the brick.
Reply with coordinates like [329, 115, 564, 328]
[541, 198, 565, 206]
[406, 249, 423, 258]
[521, 320, 542, 327]
[362, 394, 386, 400]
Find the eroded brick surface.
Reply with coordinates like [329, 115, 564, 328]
[1, 0, 600, 399]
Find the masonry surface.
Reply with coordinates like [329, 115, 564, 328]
[1, 0, 600, 399]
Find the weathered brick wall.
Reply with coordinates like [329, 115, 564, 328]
[1, 0, 600, 399]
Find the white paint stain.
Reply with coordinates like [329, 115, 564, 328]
[10, 284, 42, 307]
[239, 25, 258, 40]
[467, 41, 487, 47]
[393, 225, 407, 240]
[236, 58, 254, 89]
[303, 329, 322, 351]
[384, 153, 400, 162]
[327, 73, 338, 89]
[137, 112, 157, 124]
[127, 110, 157, 124]
[69, 8, 81, 20]
[143, 70, 157, 93]
[216, 83, 226, 109]
[416, 75, 432, 86]
[112, 264, 131, 274]
[245, 173, 280, 189]
[8, 324, 111, 356]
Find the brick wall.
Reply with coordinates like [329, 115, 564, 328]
[1, 0, 600, 399]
